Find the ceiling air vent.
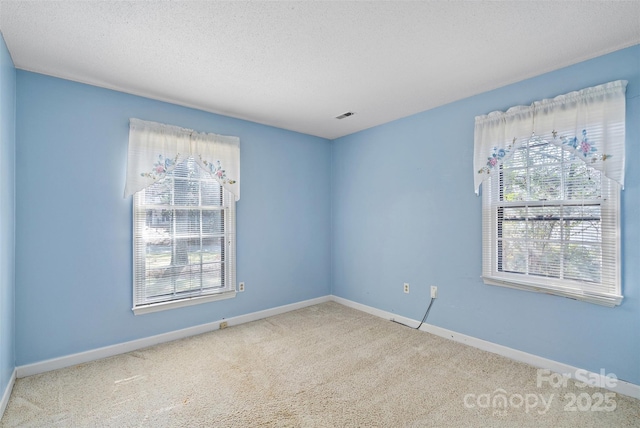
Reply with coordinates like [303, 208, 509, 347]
[335, 111, 355, 119]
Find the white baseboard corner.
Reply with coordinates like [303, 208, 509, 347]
[330, 295, 640, 400]
[16, 295, 331, 379]
[1, 368, 16, 421]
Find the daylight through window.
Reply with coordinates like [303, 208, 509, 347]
[133, 157, 236, 314]
[482, 135, 620, 305]
[475, 81, 625, 306]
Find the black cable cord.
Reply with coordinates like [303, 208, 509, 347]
[391, 296, 435, 330]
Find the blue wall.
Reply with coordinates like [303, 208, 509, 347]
[9, 43, 640, 387]
[0, 32, 16, 399]
[331, 45, 640, 385]
[15, 72, 332, 365]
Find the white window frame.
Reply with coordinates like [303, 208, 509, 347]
[481, 138, 622, 307]
[132, 158, 236, 315]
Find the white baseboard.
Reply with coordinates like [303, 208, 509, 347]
[13, 294, 640, 401]
[330, 295, 640, 400]
[0, 368, 16, 421]
[16, 295, 331, 378]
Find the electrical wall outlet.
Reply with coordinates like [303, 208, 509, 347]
[220, 321, 228, 329]
[403, 283, 410, 293]
[238, 282, 245, 292]
[431, 286, 438, 299]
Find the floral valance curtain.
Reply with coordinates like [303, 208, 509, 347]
[124, 118, 240, 200]
[474, 80, 627, 194]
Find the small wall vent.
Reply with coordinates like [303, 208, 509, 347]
[335, 111, 355, 119]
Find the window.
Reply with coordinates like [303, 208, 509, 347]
[124, 118, 240, 315]
[482, 135, 621, 306]
[133, 157, 236, 314]
[474, 80, 626, 306]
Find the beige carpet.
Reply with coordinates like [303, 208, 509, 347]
[1, 302, 639, 427]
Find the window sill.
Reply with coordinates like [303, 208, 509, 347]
[482, 276, 623, 307]
[133, 290, 236, 315]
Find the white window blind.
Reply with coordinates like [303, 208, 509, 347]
[125, 119, 240, 315]
[475, 81, 625, 306]
[133, 157, 236, 314]
[482, 137, 621, 306]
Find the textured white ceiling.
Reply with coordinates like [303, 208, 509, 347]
[1, 1, 639, 139]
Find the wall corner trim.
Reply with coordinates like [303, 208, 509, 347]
[0, 368, 17, 420]
[330, 295, 640, 400]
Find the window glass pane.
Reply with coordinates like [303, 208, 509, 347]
[563, 205, 601, 245]
[144, 178, 172, 205]
[173, 159, 199, 179]
[186, 237, 202, 265]
[506, 147, 527, 168]
[502, 206, 527, 219]
[175, 209, 200, 235]
[529, 165, 562, 200]
[501, 240, 527, 274]
[202, 263, 223, 288]
[172, 238, 190, 267]
[146, 241, 172, 270]
[203, 210, 224, 235]
[501, 207, 526, 239]
[528, 206, 562, 241]
[528, 242, 561, 278]
[173, 265, 202, 293]
[173, 179, 200, 206]
[502, 168, 527, 201]
[529, 141, 562, 166]
[564, 161, 601, 199]
[145, 267, 174, 299]
[202, 180, 222, 206]
[145, 209, 172, 236]
[202, 237, 223, 263]
[563, 244, 601, 282]
[501, 221, 527, 240]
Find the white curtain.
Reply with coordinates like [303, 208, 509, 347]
[124, 118, 240, 200]
[474, 80, 627, 195]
